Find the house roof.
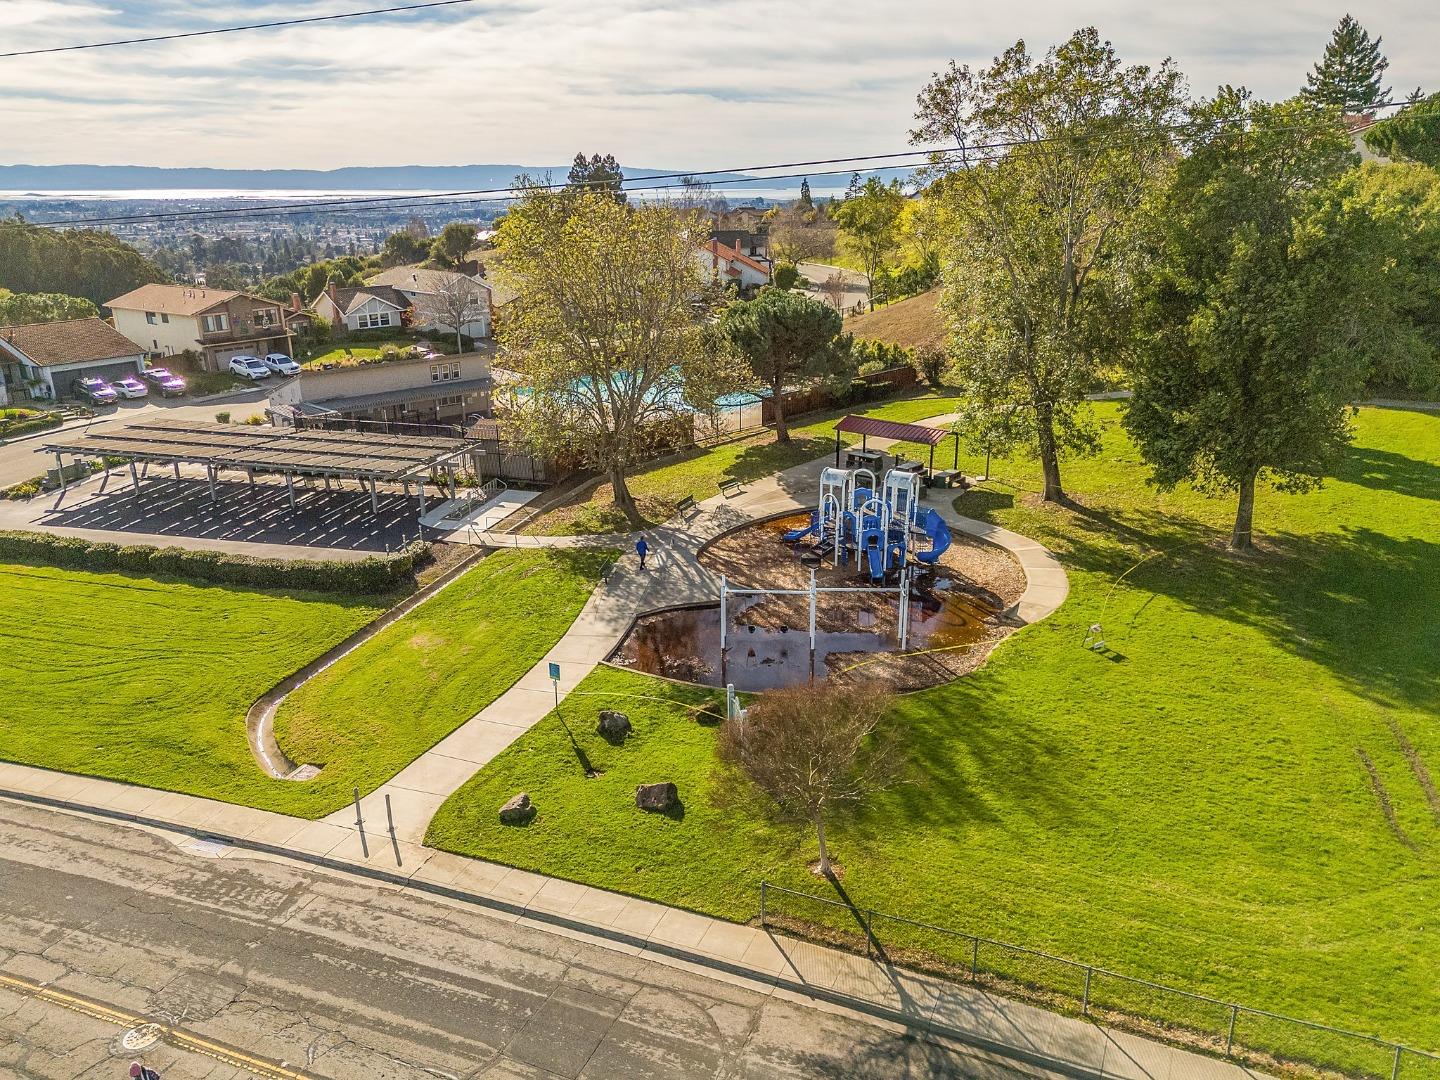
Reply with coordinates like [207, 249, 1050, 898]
[0, 318, 144, 368]
[325, 285, 411, 316]
[367, 266, 491, 296]
[105, 283, 241, 316]
[699, 239, 770, 277]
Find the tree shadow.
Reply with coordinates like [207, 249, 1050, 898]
[1330, 445, 1440, 501]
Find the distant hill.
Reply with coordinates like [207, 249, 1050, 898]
[845, 288, 944, 349]
[0, 163, 760, 192]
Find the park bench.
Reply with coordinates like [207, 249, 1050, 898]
[718, 477, 744, 498]
[675, 494, 698, 518]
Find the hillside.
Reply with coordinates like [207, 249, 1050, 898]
[844, 288, 944, 349]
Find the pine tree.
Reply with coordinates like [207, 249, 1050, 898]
[1303, 14, 1390, 113]
[798, 177, 813, 209]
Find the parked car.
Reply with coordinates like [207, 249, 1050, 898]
[262, 353, 302, 376]
[228, 355, 270, 380]
[141, 366, 187, 396]
[71, 376, 118, 405]
[112, 376, 149, 400]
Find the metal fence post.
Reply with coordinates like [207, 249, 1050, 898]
[864, 910, 874, 959]
[1392, 1045, 1403, 1080]
[970, 937, 979, 979]
[1225, 1005, 1238, 1057]
[1083, 967, 1092, 1015]
[760, 881, 768, 926]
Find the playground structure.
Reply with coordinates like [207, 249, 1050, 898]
[781, 465, 952, 581]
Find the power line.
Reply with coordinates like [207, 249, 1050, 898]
[0, 0, 483, 60]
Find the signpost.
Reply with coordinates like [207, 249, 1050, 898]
[548, 661, 561, 709]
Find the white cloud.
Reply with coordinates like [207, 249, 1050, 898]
[0, 0, 1433, 170]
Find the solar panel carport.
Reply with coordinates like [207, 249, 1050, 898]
[39, 419, 476, 517]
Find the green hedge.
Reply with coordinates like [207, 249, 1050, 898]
[0, 413, 63, 440]
[0, 530, 428, 594]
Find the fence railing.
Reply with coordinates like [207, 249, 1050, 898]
[441, 477, 506, 522]
[758, 881, 1439, 1080]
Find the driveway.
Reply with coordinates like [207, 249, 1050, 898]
[797, 261, 871, 313]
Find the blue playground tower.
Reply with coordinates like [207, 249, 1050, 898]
[784, 466, 951, 580]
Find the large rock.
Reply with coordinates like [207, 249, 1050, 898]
[635, 782, 678, 813]
[498, 792, 535, 825]
[597, 710, 632, 741]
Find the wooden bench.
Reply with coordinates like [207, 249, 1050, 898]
[675, 494, 698, 517]
[718, 478, 744, 498]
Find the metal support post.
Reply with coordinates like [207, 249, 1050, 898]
[1392, 1045, 1403, 1080]
[55, 452, 67, 493]
[808, 568, 817, 660]
[760, 881, 767, 925]
[1225, 1005, 1238, 1056]
[370, 477, 380, 516]
[719, 575, 728, 651]
[353, 787, 368, 859]
[970, 937, 979, 977]
[1082, 968, 1092, 1014]
[285, 471, 296, 511]
[205, 465, 217, 505]
[246, 468, 256, 493]
[128, 459, 140, 494]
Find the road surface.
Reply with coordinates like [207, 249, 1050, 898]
[0, 801, 1037, 1079]
[0, 386, 272, 489]
[796, 262, 870, 313]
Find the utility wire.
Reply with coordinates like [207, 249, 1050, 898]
[0, 0, 483, 59]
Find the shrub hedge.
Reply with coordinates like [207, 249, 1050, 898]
[0, 530, 428, 594]
[0, 413, 63, 440]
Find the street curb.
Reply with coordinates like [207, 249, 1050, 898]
[0, 785, 1107, 1080]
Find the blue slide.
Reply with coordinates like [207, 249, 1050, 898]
[784, 511, 819, 543]
[914, 509, 953, 565]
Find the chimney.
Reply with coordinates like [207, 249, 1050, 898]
[290, 291, 302, 312]
[327, 281, 338, 306]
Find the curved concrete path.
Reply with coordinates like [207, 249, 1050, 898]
[340, 413, 1069, 846]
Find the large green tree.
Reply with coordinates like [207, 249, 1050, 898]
[566, 152, 626, 204]
[832, 175, 905, 310]
[0, 217, 166, 307]
[430, 222, 478, 269]
[1363, 92, 1440, 166]
[0, 289, 99, 326]
[494, 190, 740, 526]
[718, 287, 848, 442]
[911, 27, 1185, 502]
[1126, 91, 1406, 551]
[1302, 14, 1390, 113]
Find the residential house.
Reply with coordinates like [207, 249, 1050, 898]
[696, 239, 771, 295]
[365, 267, 492, 340]
[311, 283, 412, 333]
[268, 350, 493, 429]
[105, 284, 293, 372]
[0, 318, 147, 402]
[711, 228, 770, 264]
[1345, 113, 1385, 161]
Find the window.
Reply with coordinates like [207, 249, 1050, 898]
[202, 313, 229, 334]
[253, 308, 276, 327]
[437, 394, 464, 407]
[145, 311, 157, 324]
[430, 362, 461, 383]
[357, 311, 392, 329]
[161, 313, 169, 324]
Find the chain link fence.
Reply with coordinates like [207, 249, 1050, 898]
[759, 882, 1438, 1080]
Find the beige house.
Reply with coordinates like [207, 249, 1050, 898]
[106, 284, 294, 372]
[269, 350, 493, 429]
[311, 283, 412, 333]
[365, 267, 492, 340]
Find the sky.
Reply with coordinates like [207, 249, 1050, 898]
[0, 0, 1435, 171]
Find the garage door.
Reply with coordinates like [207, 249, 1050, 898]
[70, 359, 141, 385]
[211, 347, 251, 366]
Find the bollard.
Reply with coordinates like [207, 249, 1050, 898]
[353, 786, 369, 859]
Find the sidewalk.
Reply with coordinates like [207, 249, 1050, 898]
[0, 763, 1268, 1080]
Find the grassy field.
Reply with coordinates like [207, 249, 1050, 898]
[429, 403, 1440, 1059]
[0, 549, 610, 818]
[272, 548, 612, 815]
[0, 566, 383, 811]
[528, 389, 962, 534]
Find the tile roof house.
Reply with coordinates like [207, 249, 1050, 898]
[0, 317, 146, 402]
[105, 283, 294, 372]
[365, 267, 492, 340]
[311, 283, 413, 332]
[696, 239, 772, 295]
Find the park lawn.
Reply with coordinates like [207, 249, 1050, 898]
[528, 389, 962, 535]
[0, 566, 384, 812]
[272, 548, 614, 816]
[429, 403, 1440, 1060]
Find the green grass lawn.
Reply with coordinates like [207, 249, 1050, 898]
[0, 566, 384, 811]
[0, 549, 610, 819]
[272, 548, 612, 816]
[429, 403, 1440, 1064]
[528, 389, 962, 534]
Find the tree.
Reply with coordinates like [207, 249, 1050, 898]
[718, 287, 847, 442]
[819, 272, 849, 311]
[767, 203, 837, 266]
[1302, 14, 1390, 113]
[911, 28, 1185, 502]
[0, 289, 99, 326]
[798, 177, 813, 209]
[0, 217, 167, 306]
[676, 174, 714, 211]
[380, 230, 428, 267]
[566, 152, 626, 203]
[494, 190, 741, 526]
[430, 222, 478, 270]
[717, 682, 901, 879]
[1364, 92, 1440, 166]
[772, 262, 802, 291]
[832, 175, 905, 309]
[1125, 90, 1405, 551]
[420, 273, 488, 352]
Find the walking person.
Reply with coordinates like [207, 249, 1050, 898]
[129, 1063, 160, 1080]
[635, 536, 649, 570]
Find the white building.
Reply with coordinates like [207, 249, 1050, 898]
[105, 284, 293, 371]
[0, 318, 147, 401]
[696, 239, 771, 294]
[311, 283, 411, 333]
[365, 267, 492, 340]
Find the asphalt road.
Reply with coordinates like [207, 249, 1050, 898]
[0, 386, 273, 489]
[0, 802, 1036, 1079]
[796, 262, 870, 313]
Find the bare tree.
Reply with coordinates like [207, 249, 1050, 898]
[768, 204, 838, 266]
[820, 273, 849, 311]
[420, 273, 488, 352]
[676, 174, 716, 212]
[717, 682, 901, 878]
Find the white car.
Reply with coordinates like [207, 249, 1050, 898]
[112, 376, 149, 399]
[262, 352, 302, 376]
[229, 355, 271, 380]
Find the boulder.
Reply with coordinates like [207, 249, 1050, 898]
[635, 782, 678, 813]
[498, 792, 535, 825]
[597, 710, 632, 741]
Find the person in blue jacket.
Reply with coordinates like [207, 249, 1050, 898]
[635, 536, 649, 570]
